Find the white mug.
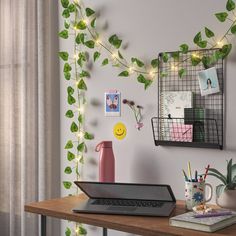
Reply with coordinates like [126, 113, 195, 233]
[185, 181, 213, 210]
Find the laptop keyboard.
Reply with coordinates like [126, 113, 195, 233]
[92, 199, 164, 208]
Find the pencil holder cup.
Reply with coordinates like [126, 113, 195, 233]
[184, 181, 213, 210]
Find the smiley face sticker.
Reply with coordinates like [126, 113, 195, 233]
[113, 122, 127, 140]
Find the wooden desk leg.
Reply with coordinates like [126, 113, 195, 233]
[41, 215, 46, 236]
[103, 228, 107, 236]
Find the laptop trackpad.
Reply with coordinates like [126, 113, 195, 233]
[107, 206, 137, 212]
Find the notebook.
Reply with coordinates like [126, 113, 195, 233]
[169, 211, 236, 232]
[160, 91, 193, 140]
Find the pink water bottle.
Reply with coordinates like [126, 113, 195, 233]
[95, 141, 115, 182]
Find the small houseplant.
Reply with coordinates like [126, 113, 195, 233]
[208, 159, 236, 209]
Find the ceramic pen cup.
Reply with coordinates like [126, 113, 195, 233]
[184, 180, 213, 210]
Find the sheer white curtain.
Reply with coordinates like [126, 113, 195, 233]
[0, 0, 60, 235]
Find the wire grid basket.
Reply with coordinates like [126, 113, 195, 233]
[151, 49, 224, 149]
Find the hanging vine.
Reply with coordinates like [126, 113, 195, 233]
[59, 0, 236, 235]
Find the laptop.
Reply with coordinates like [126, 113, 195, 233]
[73, 181, 176, 217]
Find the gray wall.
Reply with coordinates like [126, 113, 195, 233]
[59, 1, 236, 235]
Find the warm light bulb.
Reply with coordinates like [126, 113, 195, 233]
[73, 54, 78, 59]
[75, 227, 79, 233]
[129, 67, 134, 73]
[78, 106, 85, 114]
[171, 65, 178, 71]
[217, 41, 223, 47]
[82, 19, 88, 25]
[95, 38, 101, 45]
[192, 53, 199, 58]
[73, 26, 78, 31]
[74, 0, 79, 4]
[75, 81, 79, 86]
[77, 131, 84, 139]
[112, 52, 118, 59]
[149, 70, 155, 76]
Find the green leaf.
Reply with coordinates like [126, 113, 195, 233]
[202, 56, 211, 69]
[226, 0, 235, 11]
[77, 142, 85, 152]
[58, 30, 68, 39]
[80, 70, 90, 78]
[67, 151, 75, 161]
[151, 58, 159, 68]
[64, 21, 70, 29]
[216, 184, 226, 198]
[178, 68, 186, 78]
[208, 168, 227, 184]
[108, 34, 122, 49]
[75, 34, 81, 44]
[64, 72, 71, 80]
[85, 40, 95, 49]
[172, 51, 180, 60]
[93, 51, 101, 62]
[191, 55, 201, 66]
[227, 159, 233, 183]
[102, 58, 109, 66]
[77, 20, 87, 30]
[193, 32, 202, 44]
[63, 63, 72, 72]
[162, 52, 169, 63]
[63, 181, 72, 189]
[160, 71, 168, 78]
[215, 12, 228, 22]
[197, 40, 207, 48]
[118, 51, 124, 59]
[131, 58, 145, 67]
[231, 24, 236, 34]
[65, 227, 71, 236]
[70, 122, 78, 132]
[67, 95, 76, 105]
[118, 71, 129, 77]
[91, 18, 96, 28]
[62, 9, 70, 18]
[179, 44, 189, 54]
[85, 7, 95, 17]
[205, 27, 215, 38]
[232, 163, 236, 181]
[67, 86, 74, 95]
[77, 79, 87, 90]
[78, 114, 83, 123]
[58, 51, 69, 61]
[65, 140, 73, 149]
[84, 132, 94, 140]
[219, 44, 232, 59]
[144, 80, 152, 90]
[78, 226, 87, 235]
[61, 0, 69, 8]
[77, 52, 87, 67]
[64, 166, 72, 174]
[137, 74, 146, 83]
[65, 110, 74, 118]
[68, 3, 76, 12]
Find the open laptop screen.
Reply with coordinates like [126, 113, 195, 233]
[75, 182, 175, 202]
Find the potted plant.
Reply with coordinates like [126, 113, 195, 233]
[208, 159, 236, 209]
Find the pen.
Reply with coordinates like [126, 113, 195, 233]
[182, 169, 188, 181]
[204, 164, 210, 181]
[195, 170, 198, 182]
[188, 162, 192, 182]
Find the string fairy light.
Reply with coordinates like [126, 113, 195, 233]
[77, 131, 84, 139]
[217, 41, 223, 48]
[128, 66, 135, 73]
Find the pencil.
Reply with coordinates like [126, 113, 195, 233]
[188, 162, 192, 182]
[182, 169, 188, 181]
[204, 164, 210, 180]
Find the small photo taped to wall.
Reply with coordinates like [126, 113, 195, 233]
[104, 90, 121, 116]
[198, 67, 220, 96]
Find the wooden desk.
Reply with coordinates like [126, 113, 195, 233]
[25, 194, 236, 236]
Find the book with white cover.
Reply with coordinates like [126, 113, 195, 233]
[169, 211, 236, 232]
[159, 91, 193, 140]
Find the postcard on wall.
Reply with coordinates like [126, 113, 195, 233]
[198, 67, 220, 96]
[104, 90, 121, 116]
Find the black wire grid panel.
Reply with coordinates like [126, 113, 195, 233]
[151, 49, 224, 149]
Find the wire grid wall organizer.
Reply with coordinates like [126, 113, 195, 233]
[151, 49, 224, 149]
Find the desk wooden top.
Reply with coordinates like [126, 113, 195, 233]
[25, 194, 236, 236]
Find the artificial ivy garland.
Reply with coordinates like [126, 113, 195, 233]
[59, 0, 236, 235]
